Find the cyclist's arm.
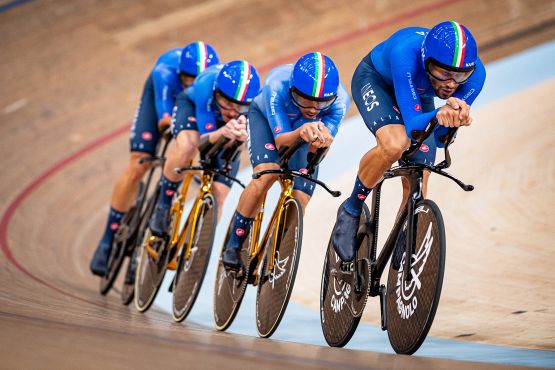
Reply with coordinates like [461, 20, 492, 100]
[390, 52, 439, 141]
[265, 89, 295, 148]
[434, 60, 486, 147]
[193, 84, 220, 143]
[152, 67, 176, 121]
[320, 83, 350, 137]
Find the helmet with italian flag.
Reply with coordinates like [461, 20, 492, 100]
[422, 21, 478, 72]
[214, 60, 261, 105]
[179, 41, 219, 77]
[290, 52, 339, 101]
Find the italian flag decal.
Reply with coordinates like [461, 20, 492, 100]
[450, 21, 466, 68]
[312, 52, 326, 98]
[197, 41, 208, 75]
[234, 61, 251, 102]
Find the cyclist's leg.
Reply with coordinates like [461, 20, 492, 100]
[91, 76, 159, 276]
[332, 60, 408, 261]
[150, 94, 199, 236]
[211, 145, 241, 220]
[222, 106, 279, 267]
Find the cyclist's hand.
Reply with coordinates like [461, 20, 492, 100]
[299, 121, 325, 144]
[446, 97, 472, 126]
[309, 122, 333, 149]
[437, 104, 464, 128]
[157, 115, 172, 132]
[222, 115, 247, 141]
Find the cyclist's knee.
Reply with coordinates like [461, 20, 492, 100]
[176, 131, 199, 164]
[251, 163, 279, 191]
[127, 153, 151, 183]
[379, 135, 410, 163]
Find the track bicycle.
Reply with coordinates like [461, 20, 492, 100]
[134, 137, 244, 314]
[320, 119, 473, 354]
[99, 129, 172, 305]
[213, 139, 340, 338]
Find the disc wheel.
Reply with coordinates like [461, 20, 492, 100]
[212, 213, 251, 331]
[385, 199, 446, 355]
[320, 203, 371, 347]
[256, 198, 303, 338]
[172, 194, 217, 322]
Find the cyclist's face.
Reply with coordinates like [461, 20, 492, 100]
[292, 93, 334, 119]
[179, 73, 195, 88]
[427, 64, 471, 99]
[215, 92, 249, 122]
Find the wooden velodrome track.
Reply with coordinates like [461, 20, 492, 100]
[1, 0, 554, 369]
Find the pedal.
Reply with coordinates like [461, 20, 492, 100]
[330, 267, 354, 284]
[167, 258, 178, 271]
[145, 236, 160, 260]
[379, 284, 387, 331]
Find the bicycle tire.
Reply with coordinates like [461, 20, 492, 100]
[172, 194, 217, 322]
[385, 199, 446, 355]
[255, 198, 303, 338]
[134, 207, 175, 313]
[121, 186, 158, 305]
[320, 203, 371, 347]
[99, 206, 137, 295]
[212, 213, 251, 331]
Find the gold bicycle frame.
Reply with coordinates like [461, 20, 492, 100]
[248, 176, 294, 285]
[145, 171, 193, 266]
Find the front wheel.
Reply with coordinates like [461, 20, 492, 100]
[172, 194, 217, 322]
[320, 203, 370, 347]
[255, 197, 303, 338]
[99, 206, 137, 295]
[385, 199, 446, 355]
[212, 212, 251, 331]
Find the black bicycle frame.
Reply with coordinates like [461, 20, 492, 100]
[363, 119, 473, 297]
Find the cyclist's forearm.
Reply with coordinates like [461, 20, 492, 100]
[274, 129, 301, 149]
[203, 129, 223, 144]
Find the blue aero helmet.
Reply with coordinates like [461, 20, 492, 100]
[421, 21, 478, 73]
[215, 60, 261, 105]
[290, 52, 339, 110]
[179, 41, 219, 77]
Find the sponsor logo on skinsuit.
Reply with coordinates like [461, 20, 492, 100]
[414, 104, 421, 111]
[357, 194, 367, 200]
[235, 228, 245, 237]
[420, 144, 429, 152]
[142, 132, 153, 141]
[265, 143, 275, 150]
[205, 123, 215, 130]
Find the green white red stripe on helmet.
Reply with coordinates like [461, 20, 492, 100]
[312, 52, 325, 98]
[450, 21, 466, 68]
[196, 41, 208, 75]
[234, 61, 251, 102]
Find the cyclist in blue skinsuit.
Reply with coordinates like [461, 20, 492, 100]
[332, 21, 486, 262]
[90, 42, 219, 276]
[148, 60, 261, 237]
[222, 52, 350, 269]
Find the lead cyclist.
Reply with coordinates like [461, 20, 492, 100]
[332, 21, 486, 261]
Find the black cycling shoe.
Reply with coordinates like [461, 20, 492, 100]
[90, 241, 111, 276]
[149, 203, 171, 237]
[392, 226, 407, 271]
[331, 202, 361, 262]
[222, 246, 242, 270]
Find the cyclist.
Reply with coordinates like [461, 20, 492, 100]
[222, 52, 350, 269]
[332, 21, 486, 262]
[90, 42, 219, 276]
[148, 60, 261, 237]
